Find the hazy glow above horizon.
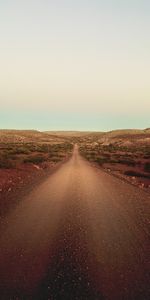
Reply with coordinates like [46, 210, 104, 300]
[0, 0, 150, 130]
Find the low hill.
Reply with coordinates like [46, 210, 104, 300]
[0, 130, 64, 144]
[98, 129, 150, 146]
[45, 131, 92, 138]
[0, 128, 150, 146]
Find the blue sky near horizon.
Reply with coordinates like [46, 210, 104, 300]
[0, 0, 150, 131]
[1, 110, 149, 132]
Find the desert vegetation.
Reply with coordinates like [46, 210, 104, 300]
[79, 129, 150, 190]
[0, 142, 73, 169]
[0, 130, 73, 214]
[0, 130, 73, 167]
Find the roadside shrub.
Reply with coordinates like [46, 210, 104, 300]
[0, 149, 17, 168]
[144, 162, 150, 173]
[50, 156, 61, 162]
[143, 155, 150, 159]
[102, 153, 111, 158]
[124, 170, 150, 178]
[24, 155, 46, 164]
[109, 159, 118, 164]
[36, 144, 50, 153]
[95, 157, 108, 165]
[117, 159, 136, 166]
[9, 147, 30, 155]
[84, 154, 94, 161]
[0, 157, 14, 168]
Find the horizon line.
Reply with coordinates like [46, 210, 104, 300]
[0, 127, 149, 133]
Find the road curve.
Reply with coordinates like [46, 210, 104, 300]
[0, 145, 150, 299]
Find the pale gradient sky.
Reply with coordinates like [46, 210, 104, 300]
[0, 0, 150, 130]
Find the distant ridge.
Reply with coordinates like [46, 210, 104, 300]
[0, 128, 149, 143]
[0, 129, 65, 143]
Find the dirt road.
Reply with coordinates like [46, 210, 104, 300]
[0, 145, 150, 299]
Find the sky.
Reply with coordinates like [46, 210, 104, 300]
[0, 0, 150, 131]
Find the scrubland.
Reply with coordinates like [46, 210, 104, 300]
[79, 129, 150, 191]
[0, 130, 73, 215]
